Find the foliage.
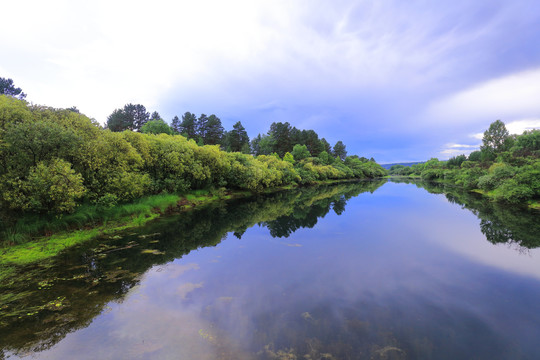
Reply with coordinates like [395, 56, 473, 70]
[332, 141, 347, 161]
[0, 96, 386, 223]
[292, 144, 310, 161]
[140, 119, 173, 135]
[3, 158, 85, 213]
[106, 103, 149, 131]
[389, 120, 540, 206]
[481, 119, 510, 155]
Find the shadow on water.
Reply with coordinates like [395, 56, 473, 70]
[0, 180, 386, 358]
[391, 178, 540, 250]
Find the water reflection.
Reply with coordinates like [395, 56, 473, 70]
[394, 179, 540, 249]
[0, 180, 385, 359]
[2, 179, 540, 359]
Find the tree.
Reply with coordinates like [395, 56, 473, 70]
[227, 121, 249, 152]
[0, 77, 26, 99]
[106, 104, 149, 132]
[204, 114, 224, 145]
[106, 109, 131, 132]
[124, 103, 150, 131]
[302, 129, 323, 156]
[251, 134, 274, 155]
[320, 138, 332, 154]
[332, 141, 347, 161]
[150, 111, 161, 121]
[196, 114, 209, 140]
[291, 144, 310, 161]
[140, 119, 172, 135]
[179, 112, 197, 139]
[171, 115, 180, 134]
[468, 150, 482, 162]
[482, 120, 510, 155]
[268, 122, 292, 157]
[318, 151, 333, 165]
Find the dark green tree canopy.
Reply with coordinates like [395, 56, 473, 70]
[320, 138, 332, 154]
[106, 104, 149, 132]
[226, 121, 249, 152]
[179, 112, 197, 139]
[171, 116, 180, 134]
[204, 115, 224, 145]
[333, 141, 347, 161]
[0, 77, 26, 99]
[268, 122, 293, 157]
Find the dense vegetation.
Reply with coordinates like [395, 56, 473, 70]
[0, 91, 386, 241]
[389, 120, 540, 206]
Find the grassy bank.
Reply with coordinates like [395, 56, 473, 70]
[0, 179, 368, 267]
[0, 189, 239, 267]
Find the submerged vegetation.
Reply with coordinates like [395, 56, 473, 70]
[389, 120, 540, 207]
[0, 94, 386, 247]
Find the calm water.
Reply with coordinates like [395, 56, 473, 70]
[2, 180, 540, 359]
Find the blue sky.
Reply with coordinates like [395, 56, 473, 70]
[2, 0, 540, 163]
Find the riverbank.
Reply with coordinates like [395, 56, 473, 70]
[0, 179, 370, 268]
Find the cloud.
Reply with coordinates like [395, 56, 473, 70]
[424, 68, 540, 127]
[439, 143, 481, 158]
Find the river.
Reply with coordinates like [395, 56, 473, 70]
[1, 180, 540, 359]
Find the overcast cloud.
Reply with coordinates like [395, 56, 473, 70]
[2, 0, 539, 162]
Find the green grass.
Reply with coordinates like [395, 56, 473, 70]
[0, 190, 246, 267]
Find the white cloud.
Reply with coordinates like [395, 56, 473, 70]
[439, 142, 481, 158]
[506, 118, 540, 134]
[424, 68, 540, 127]
[0, 0, 500, 124]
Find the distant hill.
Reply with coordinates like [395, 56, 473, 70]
[380, 162, 425, 170]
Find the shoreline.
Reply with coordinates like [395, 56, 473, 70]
[0, 179, 373, 268]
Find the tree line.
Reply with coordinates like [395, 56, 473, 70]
[389, 120, 540, 205]
[106, 102, 354, 161]
[0, 82, 386, 216]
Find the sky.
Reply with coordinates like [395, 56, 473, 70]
[1, 0, 540, 163]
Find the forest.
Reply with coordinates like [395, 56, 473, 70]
[388, 120, 540, 206]
[0, 91, 386, 228]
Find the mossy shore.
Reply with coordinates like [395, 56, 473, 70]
[0, 180, 365, 268]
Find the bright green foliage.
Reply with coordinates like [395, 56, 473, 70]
[283, 152, 295, 164]
[318, 151, 333, 165]
[0, 96, 387, 221]
[140, 119, 173, 135]
[4, 158, 85, 213]
[292, 144, 310, 161]
[389, 120, 540, 205]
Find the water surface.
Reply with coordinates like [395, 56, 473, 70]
[1, 180, 540, 359]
